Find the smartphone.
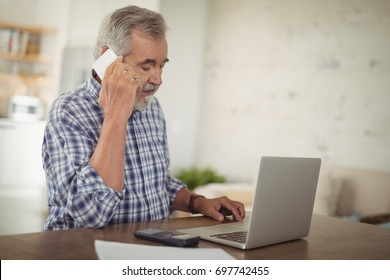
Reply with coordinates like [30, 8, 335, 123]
[92, 48, 118, 80]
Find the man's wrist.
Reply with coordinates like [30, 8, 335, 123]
[188, 194, 205, 214]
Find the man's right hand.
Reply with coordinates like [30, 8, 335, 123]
[98, 56, 141, 122]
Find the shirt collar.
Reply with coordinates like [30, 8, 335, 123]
[87, 72, 102, 100]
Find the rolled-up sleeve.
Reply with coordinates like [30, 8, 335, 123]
[71, 162, 123, 227]
[165, 175, 186, 203]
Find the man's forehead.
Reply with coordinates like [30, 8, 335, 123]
[129, 33, 168, 64]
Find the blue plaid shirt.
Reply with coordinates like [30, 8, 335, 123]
[42, 76, 185, 231]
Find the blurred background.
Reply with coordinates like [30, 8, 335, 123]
[0, 0, 389, 234]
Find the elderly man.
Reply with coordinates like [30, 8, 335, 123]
[42, 5, 245, 231]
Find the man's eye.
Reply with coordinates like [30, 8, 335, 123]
[141, 67, 150, 71]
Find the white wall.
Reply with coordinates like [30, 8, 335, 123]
[0, 0, 37, 24]
[159, 0, 208, 172]
[65, 0, 160, 48]
[196, 0, 390, 182]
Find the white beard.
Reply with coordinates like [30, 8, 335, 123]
[134, 83, 158, 111]
[134, 94, 154, 111]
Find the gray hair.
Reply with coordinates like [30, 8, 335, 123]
[93, 5, 167, 59]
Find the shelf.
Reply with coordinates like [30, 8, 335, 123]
[0, 20, 56, 63]
[0, 20, 57, 35]
[0, 52, 54, 64]
[0, 73, 52, 87]
[0, 20, 56, 98]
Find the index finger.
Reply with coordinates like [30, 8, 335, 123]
[220, 200, 245, 221]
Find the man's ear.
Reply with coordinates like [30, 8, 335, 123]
[99, 46, 110, 56]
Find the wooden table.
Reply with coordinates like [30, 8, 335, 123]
[0, 215, 389, 260]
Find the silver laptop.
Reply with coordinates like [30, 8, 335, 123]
[179, 156, 321, 249]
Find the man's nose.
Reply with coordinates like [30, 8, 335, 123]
[149, 68, 163, 86]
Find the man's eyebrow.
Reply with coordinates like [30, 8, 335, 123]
[139, 58, 169, 65]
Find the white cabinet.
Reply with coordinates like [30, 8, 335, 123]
[0, 116, 47, 236]
[0, 119, 45, 189]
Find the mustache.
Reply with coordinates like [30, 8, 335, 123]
[142, 83, 158, 92]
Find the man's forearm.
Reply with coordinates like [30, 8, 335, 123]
[89, 117, 127, 192]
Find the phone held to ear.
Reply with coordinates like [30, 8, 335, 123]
[92, 48, 118, 80]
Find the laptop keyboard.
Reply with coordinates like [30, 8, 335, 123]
[211, 231, 247, 243]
